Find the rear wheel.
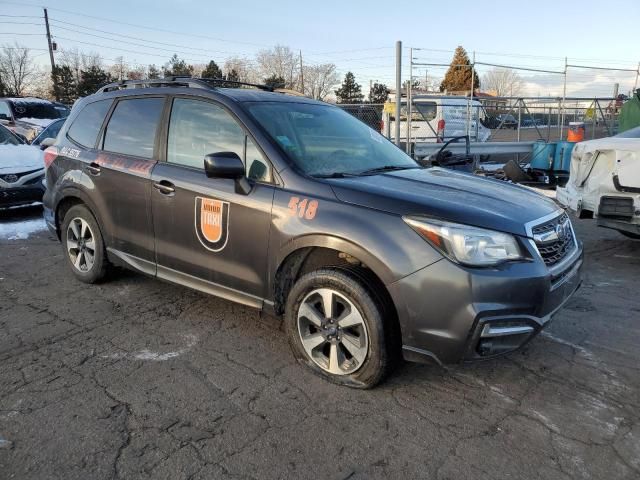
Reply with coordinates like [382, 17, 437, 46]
[285, 268, 394, 388]
[61, 204, 109, 283]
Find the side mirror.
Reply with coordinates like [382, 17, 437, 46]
[204, 152, 245, 179]
[39, 137, 56, 150]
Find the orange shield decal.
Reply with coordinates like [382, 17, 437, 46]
[195, 197, 229, 252]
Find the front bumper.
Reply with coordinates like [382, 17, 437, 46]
[0, 184, 45, 208]
[388, 241, 583, 365]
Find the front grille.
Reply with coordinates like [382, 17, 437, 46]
[531, 212, 576, 267]
[0, 168, 42, 183]
[598, 196, 634, 219]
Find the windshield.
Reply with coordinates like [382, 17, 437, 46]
[0, 125, 22, 145]
[11, 101, 62, 120]
[246, 102, 418, 177]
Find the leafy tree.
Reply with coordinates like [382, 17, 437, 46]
[163, 54, 193, 77]
[51, 65, 77, 104]
[335, 72, 364, 104]
[201, 60, 223, 79]
[368, 82, 389, 103]
[148, 64, 161, 79]
[77, 66, 111, 97]
[264, 75, 285, 88]
[226, 69, 240, 82]
[439, 46, 479, 93]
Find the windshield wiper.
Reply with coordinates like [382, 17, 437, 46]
[357, 165, 419, 175]
[313, 172, 359, 178]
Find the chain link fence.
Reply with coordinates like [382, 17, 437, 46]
[338, 97, 621, 146]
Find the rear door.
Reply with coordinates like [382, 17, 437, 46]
[150, 96, 275, 304]
[91, 96, 165, 271]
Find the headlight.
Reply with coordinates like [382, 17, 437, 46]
[403, 216, 524, 266]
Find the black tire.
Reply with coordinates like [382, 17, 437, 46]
[285, 268, 395, 388]
[61, 204, 109, 283]
[618, 230, 640, 240]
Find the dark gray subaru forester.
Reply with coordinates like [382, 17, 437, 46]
[43, 78, 583, 388]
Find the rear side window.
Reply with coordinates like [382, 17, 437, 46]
[103, 98, 164, 159]
[67, 99, 112, 148]
[0, 101, 11, 121]
[414, 102, 437, 121]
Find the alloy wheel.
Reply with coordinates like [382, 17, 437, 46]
[66, 217, 96, 273]
[297, 288, 369, 375]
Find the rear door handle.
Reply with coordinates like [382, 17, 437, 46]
[85, 162, 101, 175]
[153, 180, 175, 195]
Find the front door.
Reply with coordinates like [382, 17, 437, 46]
[151, 97, 275, 305]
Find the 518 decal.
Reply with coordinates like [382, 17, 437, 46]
[288, 197, 318, 220]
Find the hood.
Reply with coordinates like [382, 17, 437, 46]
[327, 167, 560, 237]
[0, 144, 44, 174]
[15, 117, 56, 129]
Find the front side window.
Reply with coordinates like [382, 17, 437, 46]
[103, 98, 164, 159]
[167, 98, 245, 169]
[67, 99, 112, 149]
[247, 101, 417, 177]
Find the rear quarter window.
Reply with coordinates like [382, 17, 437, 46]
[103, 98, 164, 159]
[67, 99, 112, 148]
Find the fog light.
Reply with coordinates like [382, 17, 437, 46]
[477, 323, 535, 357]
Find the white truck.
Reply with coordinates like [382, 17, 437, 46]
[386, 96, 491, 143]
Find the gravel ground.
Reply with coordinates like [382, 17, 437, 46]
[1, 204, 639, 480]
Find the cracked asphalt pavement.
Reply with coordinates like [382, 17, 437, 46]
[1, 205, 639, 480]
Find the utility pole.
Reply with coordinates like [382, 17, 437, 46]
[394, 41, 402, 147]
[406, 47, 413, 154]
[299, 50, 304, 94]
[44, 8, 57, 99]
[44, 9, 56, 73]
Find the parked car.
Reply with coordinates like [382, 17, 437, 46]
[0, 97, 69, 143]
[44, 78, 582, 388]
[387, 96, 492, 142]
[557, 126, 640, 239]
[31, 118, 67, 149]
[0, 124, 46, 208]
[496, 114, 518, 129]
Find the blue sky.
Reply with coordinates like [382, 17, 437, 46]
[2, 0, 639, 96]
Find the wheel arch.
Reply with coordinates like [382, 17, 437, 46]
[54, 187, 106, 241]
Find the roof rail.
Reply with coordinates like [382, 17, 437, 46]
[96, 76, 274, 94]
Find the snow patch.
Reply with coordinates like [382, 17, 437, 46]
[0, 218, 46, 240]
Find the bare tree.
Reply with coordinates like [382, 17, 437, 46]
[482, 67, 523, 97]
[256, 45, 298, 88]
[224, 56, 258, 83]
[59, 48, 103, 84]
[302, 63, 339, 100]
[109, 56, 128, 81]
[0, 43, 38, 96]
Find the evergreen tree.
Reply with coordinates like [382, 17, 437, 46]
[148, 64, 161, 79]
[51, 66, 77, 104]
[264, 75, 285, 88]
[439, 46, 479, 93]
[335, 72, 364, 104]
[77, 66, 111, 97]
[201, 60, 223, 79]
[368, 82, 390, 103]
[226, 69, 240, 82]
[163, 54, 194, 77]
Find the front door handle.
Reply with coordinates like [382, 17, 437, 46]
[85, 162, 101, 175]
[153, 180, 175, 195]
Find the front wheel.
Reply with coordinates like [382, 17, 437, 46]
[285, 268, 394, 388]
